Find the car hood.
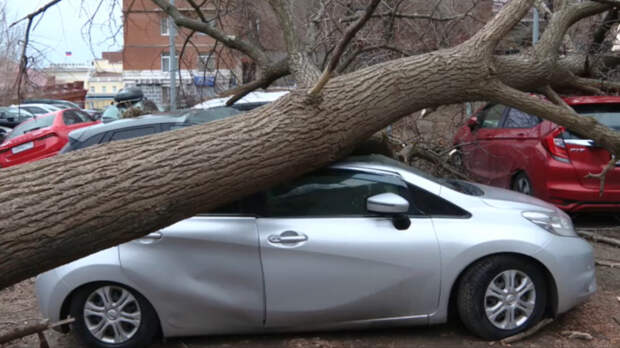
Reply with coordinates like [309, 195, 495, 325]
[476, 183, 557, 212]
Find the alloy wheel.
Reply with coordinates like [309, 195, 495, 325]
[484, 270, 536, 330]
[83, 285, 142, 344]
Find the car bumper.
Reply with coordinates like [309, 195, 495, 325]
[536, 235, 596, 315]
[545, 184, 620, 212]
[35, 269, 68, 326]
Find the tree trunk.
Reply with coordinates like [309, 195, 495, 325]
[2, 0, 620, 290]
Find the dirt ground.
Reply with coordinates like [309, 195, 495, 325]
[1, 216, 619, 348]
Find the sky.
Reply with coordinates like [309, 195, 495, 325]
[6, 0, 123, 66]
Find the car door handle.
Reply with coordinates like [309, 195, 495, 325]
[268, 232, 308, 244]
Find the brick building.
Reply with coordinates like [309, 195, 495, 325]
[122, 0, 241, 109]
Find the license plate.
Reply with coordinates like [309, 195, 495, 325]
[11, 141, 34, 154]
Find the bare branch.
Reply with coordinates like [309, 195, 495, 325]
[535, 1, 611, 59]
[466, 0, 535, 55]
[222, 59, 290, 106]
[541, 85, 572, 109]
[585, 155, 616, 196]
[308, 0, 381, 97]
[152, 0, 269, 65]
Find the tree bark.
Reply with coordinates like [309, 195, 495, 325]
[2, 0, 620, 290]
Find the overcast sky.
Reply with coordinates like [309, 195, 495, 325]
[7, 0, 123, 66]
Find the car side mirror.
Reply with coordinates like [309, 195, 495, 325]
[466, 116, 479, 130]
[367, 193, 411, 230]
[367, 193, 409, 214]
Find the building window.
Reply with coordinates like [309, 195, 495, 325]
[90, 86, 95, 93]
[161, 17, 169, 36]
[113, 86, 117, 92]
[102, 86, 107, 93]
[161, 52, 179, 72]
[198, 53, 216, 72]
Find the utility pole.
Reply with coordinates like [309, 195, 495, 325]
[532, 7, 539, 44]
[168, 0, 177, 111]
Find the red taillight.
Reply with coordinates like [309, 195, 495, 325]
[542, 127, 570, 163]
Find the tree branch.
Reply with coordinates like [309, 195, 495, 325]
[308, 0, 381, 97]
[222, 59, 290, 106]
[152, 0, 270, 65]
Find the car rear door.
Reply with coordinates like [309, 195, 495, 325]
[462, 104, 508, 184]
[118, 202, 264, 335]
[484, 107, 542, 187]
[256, 169, 440, 328]
[562, 103, 620, 190]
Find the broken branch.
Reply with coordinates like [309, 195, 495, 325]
[585, 155, 616, 196]
[308, 0, 381, 97]
[500, 318, 554, 344]
[578, 230, 620, 248]
[0, 317, 74, 344]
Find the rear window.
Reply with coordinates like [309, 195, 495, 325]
[564, 104, 620, 139]
[5, 115, 56, 141]
[185, 107, 240, 125]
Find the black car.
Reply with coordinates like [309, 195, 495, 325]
[61, 107, 241, 153]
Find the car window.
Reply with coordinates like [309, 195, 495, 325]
[564, 103, 620, 139]
[75, 133, 105, 150]
[263, 169, 415, 217]
[479, 104, 506, 129]
[502, 108, 540, 128]
[22, 106, 47, 114]
[63, 110, 90, 125]
[408, 184, 470, 217]
[109, 127, 157, 142]
[185, 107, 241, 125]
[5, 115, 56, 141]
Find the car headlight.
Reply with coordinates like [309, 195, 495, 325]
[522, 211, 576, 237]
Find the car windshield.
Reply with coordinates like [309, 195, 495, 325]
[184, 107, 241, 124]
[565, 104, 620, 139]
[5, 115, 55, 141]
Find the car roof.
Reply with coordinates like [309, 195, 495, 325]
[563, 96, 620, 105]
[193, 91, 289, 109]
[11, 103, 62, 110]
[68, 115, 183, 141]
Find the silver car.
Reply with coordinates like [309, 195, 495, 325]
[35, 155, 596, 348]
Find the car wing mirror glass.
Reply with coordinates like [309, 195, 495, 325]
[367, 193, 409, 214]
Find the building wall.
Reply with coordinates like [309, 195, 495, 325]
[122, 0, 240, 109]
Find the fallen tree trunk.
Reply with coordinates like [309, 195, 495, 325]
[1, 0, 620, 290]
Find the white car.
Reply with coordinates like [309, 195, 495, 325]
[11, 103, 63, 116]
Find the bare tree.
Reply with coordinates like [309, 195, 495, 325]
[0, 3, 24, 104]
[2, 0, 620, 290]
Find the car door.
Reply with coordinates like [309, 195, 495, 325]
[256, 168, 441, 328]
[462, 104, 508, 184]
[486, 107, 542, 188]
[118, 201, 264, 336]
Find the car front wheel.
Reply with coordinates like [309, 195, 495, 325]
[457, 255, 547, 340]
[69, 283, 159, 348]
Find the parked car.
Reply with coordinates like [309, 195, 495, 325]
[60, 115, 188, 153]
[60, 107, 241, 153]
[0, 109, 99, 168]
[0, 107, 35, 127]
[36, 155, 595, 348]
[10, 103, 63, 116]
[453, 96, 620, 213]
[193, 90, 289, 111]
[23, 98, 81, 109]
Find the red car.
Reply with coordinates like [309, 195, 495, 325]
[453, 96, 620, 213]
[0, 109, 99, 168]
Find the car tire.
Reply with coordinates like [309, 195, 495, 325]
[512, 172, 533, 196]
[457, 255, 547, 340]
[69, 283, 159, 348]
